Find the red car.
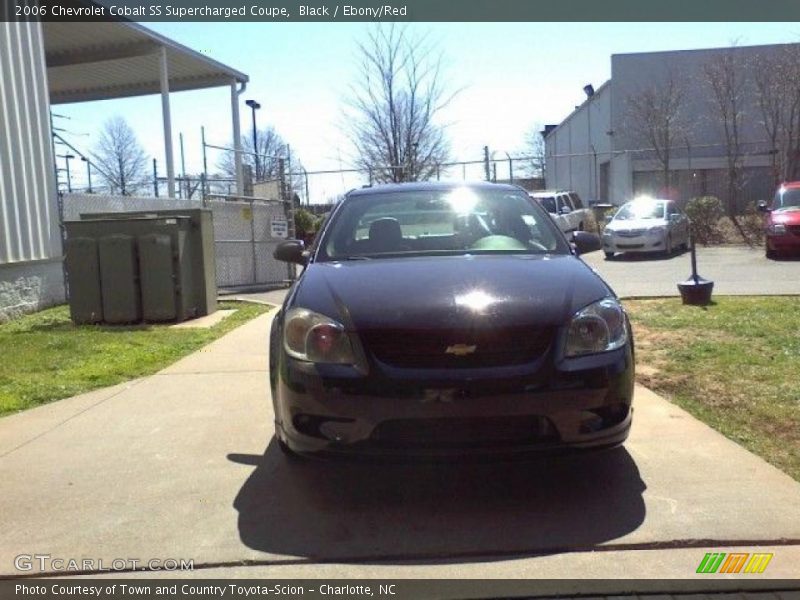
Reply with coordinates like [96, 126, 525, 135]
[759, 183, 800, 259]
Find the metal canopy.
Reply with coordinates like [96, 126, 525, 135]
[43, 21, 248, 104]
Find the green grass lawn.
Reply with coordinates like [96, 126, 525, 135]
[0, 301, 271, 416]
[624, 297, 800, 481]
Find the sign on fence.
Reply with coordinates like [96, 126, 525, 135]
[270, 218, 289, 238]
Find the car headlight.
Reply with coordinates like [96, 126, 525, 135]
[768, 223, 787, 235]
[283, 308, 356, 364]
[565, 298, 628, 358]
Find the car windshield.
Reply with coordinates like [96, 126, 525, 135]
[318, 187, 566, 261]
[614, 200, 666, 220]
[773, 187, 800, 210]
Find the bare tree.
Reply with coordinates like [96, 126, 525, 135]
[753, 45, 800, 184]
[626, 74, 687, 193]
[703, 46, 749, 227]
[523, 125, 546, 179]
[91, 117, 148, 195]
[217, 126, 288, 183]
[347, 25, 454, 183]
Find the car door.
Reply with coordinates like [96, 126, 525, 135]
[558, 194, 578, 232]
[568, 192, 587, 231]
[667, 202, 689, 245]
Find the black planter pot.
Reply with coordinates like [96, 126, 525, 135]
[677, 277, 714, 305]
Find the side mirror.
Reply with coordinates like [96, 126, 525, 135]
[273, 239, 307, 265]
[571, 231, 602, 255]
[669, 213, 681, 223]
[560, 206, 572, 215]
[604, 214, 614, 223]
[757, 200, 771, 213]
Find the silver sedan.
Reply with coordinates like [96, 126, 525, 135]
[602, 197, 690, 259]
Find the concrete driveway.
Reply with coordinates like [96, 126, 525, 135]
[581, 245, 800, 298]
[1, 310, 800, 586]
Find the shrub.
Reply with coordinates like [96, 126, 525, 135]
[294, 208, 321, 237]
[685, 196, 725, 245]
[740, 202, 765, 245]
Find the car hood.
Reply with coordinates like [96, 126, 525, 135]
[770, 206, 800, 225]
[607, 218, 666, 231]
[289, 254, 612, 331]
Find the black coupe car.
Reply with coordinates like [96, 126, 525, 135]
[269, 182, 634, 459]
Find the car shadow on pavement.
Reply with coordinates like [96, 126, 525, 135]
[230, 440, 646, 563]
[607, 248, 688, 262]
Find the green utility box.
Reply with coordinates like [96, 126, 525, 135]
[137, 221, 194, 322]
[63, 237, 103, 324]
[98, 234, 141, 324]
[79, 209, 217, 316]
[64, 211, 214, 325]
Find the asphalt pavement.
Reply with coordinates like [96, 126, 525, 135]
[580, 245, 800, 298]
[2, 309, 799, 584]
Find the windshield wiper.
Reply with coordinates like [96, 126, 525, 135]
[337, 255, 372, 261]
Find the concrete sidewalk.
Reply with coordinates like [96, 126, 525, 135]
[1, 310, 799, 580]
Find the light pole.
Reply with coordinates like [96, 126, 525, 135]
[504, 151, 513, 184]
[81, 156, 92, 193]
[245, 99, 261, 181]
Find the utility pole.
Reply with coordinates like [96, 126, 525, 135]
[201, 126, 208, 198]
[153, 159, 159, 197]
[81, 157, 92, 193]
[483, 146, 490, 181]
[302, 167, 309, 205]
[179, 132, 187, 199]
[61, 154, 74, 193]
[118, 155, 126, 195]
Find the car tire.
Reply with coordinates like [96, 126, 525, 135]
[277, 436, 303, 462]
[664, 235, 673, 256]
[578, 221, 584, 231]
[766, 247, 777, 260]
[604, 251, 614, 260]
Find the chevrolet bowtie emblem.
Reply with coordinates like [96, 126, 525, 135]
[445, 344, 477, 356]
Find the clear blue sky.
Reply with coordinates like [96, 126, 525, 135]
[55, 22, 800, 202]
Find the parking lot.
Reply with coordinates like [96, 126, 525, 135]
[581, 245, 800, 298]
[1, 306, 799, 582]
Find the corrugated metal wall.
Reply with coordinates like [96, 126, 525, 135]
[0, 22, 61, 265]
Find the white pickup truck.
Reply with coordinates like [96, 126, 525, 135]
[529, 190, 592, 234]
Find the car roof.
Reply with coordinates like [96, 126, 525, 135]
[530, 190, 571, 196]
[347, 181, 523, 197]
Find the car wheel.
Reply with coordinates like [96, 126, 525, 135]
[665, 235, 673, 256]
[578, 221, 584, 231]
[766, 247, 777, 260]
[604, 251, 615, 260]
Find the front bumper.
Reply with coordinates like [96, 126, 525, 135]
[766, 232, 800, 253]
[603, 232, 665, 254]
[272, 345, 635, 459]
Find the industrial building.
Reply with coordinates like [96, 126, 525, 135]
[543, 43, 790, 207]
[0, 20, 248, 320]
